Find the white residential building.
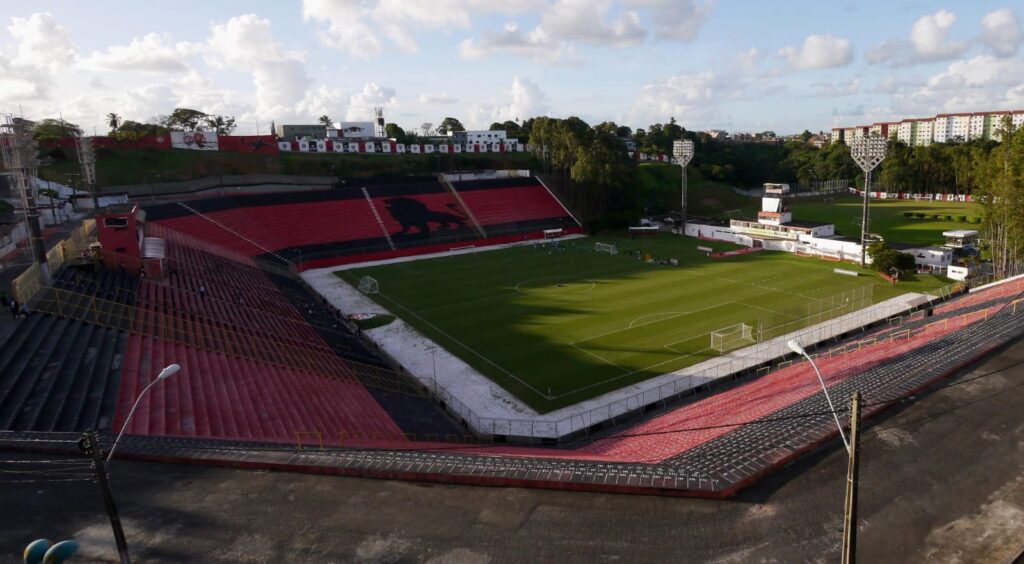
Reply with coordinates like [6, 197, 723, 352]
[832, 109, 1024, 146]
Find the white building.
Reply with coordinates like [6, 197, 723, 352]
[450, 130, 508, 145]
[327, 122, 376, 139]
[833, 109, 1024, 146]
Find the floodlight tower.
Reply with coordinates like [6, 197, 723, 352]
[76, 134, 100, 210]
[673, 139, 695, 224]
[0, 114, 50, 285]
[850, 136, 887, 266]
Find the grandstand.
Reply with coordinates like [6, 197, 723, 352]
[143, 174, 581, 269]
[2, 169, 1023, 499]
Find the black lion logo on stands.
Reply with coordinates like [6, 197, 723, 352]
[384, 197, 466, 235]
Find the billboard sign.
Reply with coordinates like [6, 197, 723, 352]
[171, 131, 218, 151]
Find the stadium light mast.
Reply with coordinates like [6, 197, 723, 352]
[849, 136, 887, 267]
[788, 339, 861, 564]
[672, 139, 695, 226]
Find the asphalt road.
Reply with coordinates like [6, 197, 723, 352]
[3, 336, 1023, 563]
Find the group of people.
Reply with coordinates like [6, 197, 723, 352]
[1, 291, 30, 319]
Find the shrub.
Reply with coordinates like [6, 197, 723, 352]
[914, 212, 926, 219]
[902, 211, 914, 218]
[955, 215, 967, 222]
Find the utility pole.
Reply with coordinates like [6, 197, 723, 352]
[79, 430, 131, 564]
[841, 391, 861, 564]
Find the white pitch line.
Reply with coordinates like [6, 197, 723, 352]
[572, 302, 735, 346]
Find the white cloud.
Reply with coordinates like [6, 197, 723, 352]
[82, 33, 190, 73]
[460, 0, 711, 64]
[539, 0, 646, 47]
[778, 34, 853, 70]
[910, 10, 967, 60]
[866, 10, 967, 66]
[981, 9, 1022, 57]
[466, 77, 548, 128]
[302, 0, 541, 58]
[201, 14, 312, 120]
[7, 12, 76, 74]
[624, 71, 734, 128]
[458, 23, 579, 64]
[811, 77, 860, 97]
[890, 54, 1024, 115]
[419, 93, 459, 105]
[622, 0, 711, 42]
[732, 47, 759, 71]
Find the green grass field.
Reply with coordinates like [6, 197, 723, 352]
[787, 195, 980, 247]
[338, 234, 949, 412]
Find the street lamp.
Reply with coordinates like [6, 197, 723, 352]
[107, 363, 180, 461]
[849, 136, 887, 267]
[786, 339, 849, 453]
[788, 338, 863, 564]
[672, 139, 695, 225]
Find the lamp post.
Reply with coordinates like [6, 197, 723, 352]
[787, 339, 861, 564]
[672, 139, 695, 226]
[107, 363, 180, 462]
[849, 136, 887, 267]
[786, 339, 849, 452]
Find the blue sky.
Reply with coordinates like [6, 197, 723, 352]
[1, 1, 1021, 136]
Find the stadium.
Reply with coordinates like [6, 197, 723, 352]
[3, 145, 1023, 501]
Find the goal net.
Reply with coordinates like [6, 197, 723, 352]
[710, 323, 755, 353]
[595, 242, 618, 255]
[358, 276, 379, 294]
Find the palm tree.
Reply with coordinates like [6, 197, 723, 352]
[107, 113, 121, 131]
[318, 115, 332, 127]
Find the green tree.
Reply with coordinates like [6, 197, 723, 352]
[204, 115, 236, 135]
[106, 113, 121, 132]
[162, 108, 208, 131]
[436, 117, 465, 135]
[318, 115, 332, 127]
[31, 118, 82, 139]
[114, 120, 168, 140]
[384, 123, 409, 143]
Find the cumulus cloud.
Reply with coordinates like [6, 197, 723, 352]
[890, 54, 1024, 115]
[981, 9, 1022, 57]
[866, 10, 967, 65]
[458, 23, 578, 64]
[302, 0, 541, 58]
[82, 33, 190, 73]
[419, 93, 459, 105]
[621, 0, 711, 42]
[623, 71, 735, 128]
[7, 12, 76, 74]
[466, 77, 548, 128]
[460, 0, 711, 64]
[778, 34, 853, 70]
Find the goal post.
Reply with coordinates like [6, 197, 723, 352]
[710, 323, 755, 353]
[357, 276, 379, 294]
[595, 242, 618, 255]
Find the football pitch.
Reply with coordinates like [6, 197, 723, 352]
[337, 235, 949, 412]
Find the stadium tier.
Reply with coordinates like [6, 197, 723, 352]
[0, 315, 125, 433]
[142, 176, 581, 268]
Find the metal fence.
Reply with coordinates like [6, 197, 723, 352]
[11, 219, 96, 304]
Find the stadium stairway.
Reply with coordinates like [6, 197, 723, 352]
[263, 271, 464, 437]
[0, 313, 126, 433]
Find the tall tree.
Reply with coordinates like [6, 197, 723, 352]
[436, 117, 465, 135]
[162, 108, 208, 131]
[318, 115, 332, 127]
[106, 113, 121, 131]
[204, 115, 236, 135]
[31, 118, 82, 139]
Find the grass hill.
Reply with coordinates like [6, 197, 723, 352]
[37, 149, 538, 188]
[635, 163, 752, 217]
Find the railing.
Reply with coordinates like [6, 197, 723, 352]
[11, 219, 96, 304]
[429, 285, 1015, 441]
